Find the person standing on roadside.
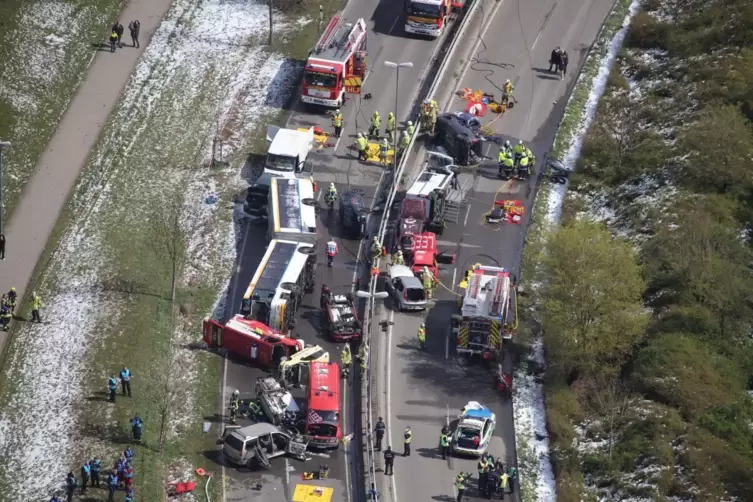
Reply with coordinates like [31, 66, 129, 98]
[112, 20, 124, 49]
[559, 50, 569, 80]
[0, 234, 5, 259]
[549, 46, 561, 72]
[30, 291, 42, 323]
[120, 366, 132, 397]
[129, 20, 141, 48]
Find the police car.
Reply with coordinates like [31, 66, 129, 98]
[451, 401, 496, 457]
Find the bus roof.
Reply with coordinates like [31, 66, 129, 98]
[406, 167, 454, 197]
[308, 361, 340, 411]
[244, 240, 310, 301]
[270, 178, 317, 236]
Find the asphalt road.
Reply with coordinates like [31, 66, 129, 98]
[205, 0, 459, 500]
[373, 0, 617, 500]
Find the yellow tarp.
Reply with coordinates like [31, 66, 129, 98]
[293, 485, 334, 502]
[365, 143, 394, 164]
[297, 128, 331, 149]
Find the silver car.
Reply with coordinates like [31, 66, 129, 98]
[220, 422, 307, 469]
[386, 265, 427, 311]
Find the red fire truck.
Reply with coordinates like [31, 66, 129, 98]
[302, 15, 368, 108]
[202, 315, 303, 369]
[305, 361, 341, 449]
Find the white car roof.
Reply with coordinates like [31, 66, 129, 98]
[389, 264, 415, 279]
[459, 417, 486, 429]
[268, 128, 313, 157]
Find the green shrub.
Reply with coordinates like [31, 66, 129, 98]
[682, 428, 753, 500]
[625, 11, 670, 50]
[698, 399, 753, 454]
[545, 383, 584, 447]
[631, 334, 744, 419]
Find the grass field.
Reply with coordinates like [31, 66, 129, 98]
[0, 0, 342, 499]
[0, 0, 126, 220]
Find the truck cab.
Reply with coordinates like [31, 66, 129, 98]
[246, 126, 316, 215]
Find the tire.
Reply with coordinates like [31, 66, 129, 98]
[346, 292, 355, 303]
[302, 198, 316, 206]
[298, 246, 316, 255]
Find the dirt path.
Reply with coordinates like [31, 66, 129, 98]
[0, 0, 174, 348]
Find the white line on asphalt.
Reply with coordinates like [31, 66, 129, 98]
[343, 373, 353, 502]
[334, 134, 342, 152]
[386, 309, 399, 502]
[464, 202, 471, 227]
[445, 331, 449, 360]
[446, 405, 450, 427]
[451, 268, 457, 290]
[317, 189, 323, 202]
[221, 354, 228, 502]
[531, 29, 543, 50]
[285, 458, 291, 487]
[388, 16, 400, 34]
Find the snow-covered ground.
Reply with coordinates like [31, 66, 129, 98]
[512, 1, 642, 501]
[0, 1, 114, 202]
[0, 0, 303, 498]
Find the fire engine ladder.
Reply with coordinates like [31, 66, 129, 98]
[442, 178, 470, 224]
[468, 272, 481, 300]
[490, 276, 505, 317]
[315, 15, 344, 53]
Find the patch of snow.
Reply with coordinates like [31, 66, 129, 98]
[0, 207, 113, 500]
[513, 339, 556, 501]
[546, 0, 642, 225]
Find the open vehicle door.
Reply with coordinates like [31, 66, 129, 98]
[436, 250, 456, 265]
[253, 444, 272, 470]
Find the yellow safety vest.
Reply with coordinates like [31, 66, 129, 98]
[332, 114, 343, 127]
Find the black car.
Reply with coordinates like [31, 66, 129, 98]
[339, 189, 369, 239]
[244, 183, 269, 217]
[434, 113, 483, 166]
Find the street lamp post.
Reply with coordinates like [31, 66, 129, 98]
[383, 61, 413, 174]
[0, 140, 11, 236]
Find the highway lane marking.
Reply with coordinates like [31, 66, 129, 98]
[221, 354, 228, 502]
[386, 308, 399, 502]
[334, 134, 342, 152]
[445, 331, 449, 360]
[286, 458, 291, 489]
[463, 202, 471, 227]
[343, 365, 353, 502]
[317, 189, 323, 202]
[388, 16, 400, 35]
[451, 268, 457, 289]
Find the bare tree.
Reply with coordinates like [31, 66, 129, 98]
[149, 190, 188, 451]
[592, 95, 645, 180]
[588, 376, 633, 461]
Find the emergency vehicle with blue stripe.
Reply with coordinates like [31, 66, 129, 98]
[452, 264, 517, 360]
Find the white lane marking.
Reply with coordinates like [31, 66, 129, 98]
[285, 458, 290, 487]
[445, 0, 508, 110]
[463, 203, 471, 227]
[445, 331, 449, 360]
[532, 29, 543, 50]
[388, 16, 400, 34]
[317, 189, 323, 202]
[221, 354, 228, 502]
[343, 369, 353, 502]
[386, 309, 399, 502]
[446, 405, 450, 427]
[334, 134, 343, 152]
[451, 268, 457, 290]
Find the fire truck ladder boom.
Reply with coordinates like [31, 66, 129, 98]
[313, 15, 356, 61]
[490, 276, 505, 317]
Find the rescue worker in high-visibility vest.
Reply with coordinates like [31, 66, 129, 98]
[358, 343, 369, 372]
[370, 236, 382, 263]
[502, 140, 512, 155]
[379, 138, 390, 166]
[513, 140, 525, 157]
[398, 130, 410, 156]
[503, 79, 514, 101]
[525, 147, 537, 171]
[109, 31, 119, 52]
[326, 237, 339, 267]
[439, 429, 450, 459]
[326, 182, 338, 205]
[518, 152, 531, 178]
[422, 266, 434, 299]
[478, 456, 490, 495]
[30, 291, 42, 323]
[454, 474, 466, 502]
[341, 344, 352, 377]
[417, 323, 426, 349]
[386, 112, 396, 143]
[500, 470, 510, 494]
[406, 120, 415, 137]
[392, 249, 405, 266]
[499, 151, 514, 177]
[108, 375, 118, 402]
[0, 304, 11, 331]
[369, 111, 381, 138]
[229, 389, 240, 423]
[354, 133, 368, 161]
[332, 109, 343, 137]
[403, 426, 412, 456]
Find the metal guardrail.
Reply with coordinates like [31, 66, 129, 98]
[359, 1, 486, 499]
